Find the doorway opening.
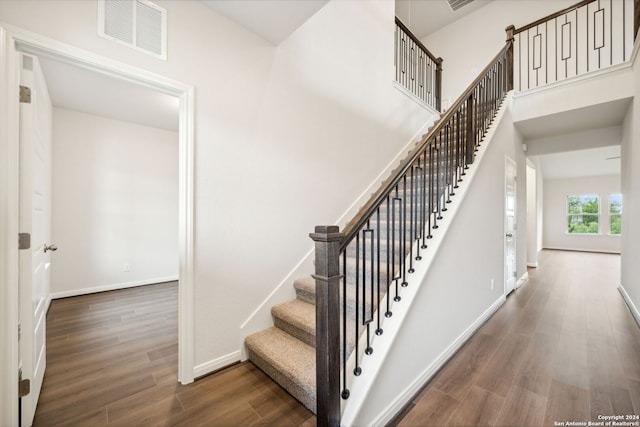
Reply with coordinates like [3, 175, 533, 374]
[1, 24, 194, 427]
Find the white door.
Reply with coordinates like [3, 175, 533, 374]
[504, 156, 517, 295]
[19, 53, 53, 427]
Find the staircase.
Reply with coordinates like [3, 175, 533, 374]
[244, 118, 473, 413]
[245, 15, 515, 422]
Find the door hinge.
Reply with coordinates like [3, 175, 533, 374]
[18, 369, 30, 398]
[18, 233, 31, 250]
[19, 85, 31, 103]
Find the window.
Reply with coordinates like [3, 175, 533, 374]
[567, 194, 600, 234]
[610, 194, 622, 235]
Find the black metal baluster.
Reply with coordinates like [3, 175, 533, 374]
[385, 196, 392, 318]
[409, 166, 415, 273]
[363, 226, 373, 356]
[353, 232, 361, 376]
[401, 174, 408, 287]
[340, 249, 349, 399]
[375, 208, 382, 335]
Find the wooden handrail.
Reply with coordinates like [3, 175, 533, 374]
[514, 0, 594, 34]
[340, 41, 512, 250]
[395, 17, 442, 66]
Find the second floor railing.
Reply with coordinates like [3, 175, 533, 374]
[512, 0, 635, 92]
[312, 38, 513, 427]
[395, 17, 443, 111]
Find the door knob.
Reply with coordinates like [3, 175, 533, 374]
[506, 233, 513, 238]
[44, 243, 58, 253]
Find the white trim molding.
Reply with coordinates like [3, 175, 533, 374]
[0, 24, 195, 427]
[619, 285, 640, 328]
[515, 272, 529, 289]
[49, 276, 179, 300]
[193, 351, 242, 379]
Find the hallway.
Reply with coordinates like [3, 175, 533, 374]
[393, 250, 640, 426]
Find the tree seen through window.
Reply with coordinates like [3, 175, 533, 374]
[567, 195, 599, 234]
[610, 194, 622, 235]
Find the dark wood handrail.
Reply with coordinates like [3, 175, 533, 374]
[340, 41, 512, 251]
[395, 17, 442, 66]
[514, 0, 594, 34]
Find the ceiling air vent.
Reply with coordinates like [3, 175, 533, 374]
[446, 0, 475, 12]
[98, 0, 167, 60]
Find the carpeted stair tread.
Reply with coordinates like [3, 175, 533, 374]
[295, 275, 359, 314]
[272, 299, 316, 347]
[245, 327, 316, 413]
[294, 276, 316, 305]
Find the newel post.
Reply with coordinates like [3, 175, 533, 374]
[310, 225, 344, 427]
[435, 57, 443, 112]
[505, 25, 515, 91]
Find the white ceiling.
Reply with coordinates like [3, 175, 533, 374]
[537, 145, 621, 180]
[201, 0, 329, 45]
[514, 99, 631, 140]
[395, 0, 493, 39]
[516, 99, 629, 179]
[200, 0, 488, 45]
[37, 56, 179, 132]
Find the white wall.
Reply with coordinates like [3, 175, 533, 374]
[422, 0, 575, 103]
[348, 97, 527, 426]
[542, 174, 621, 253]
[51, 108, 178, 297]
[620, 41, 640, 322]
[526, 161, 538, 266]
[0, 0, 434, 371]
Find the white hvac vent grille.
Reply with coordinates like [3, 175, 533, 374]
[446, 0, 475, 12]
[99, 0, 167, 60]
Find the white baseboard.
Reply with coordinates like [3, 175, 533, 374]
[193, 351, 241, 379]
[369, 294, 506, 427]
[50, 275, 179, 299]
[516, 272, 529, 289]
[543, 246, 621, 255]
[619, 285, 640, 328]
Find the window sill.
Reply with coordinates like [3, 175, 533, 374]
[564, 232, 622, 237]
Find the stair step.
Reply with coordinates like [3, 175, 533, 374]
[294, 274, 385, 318]
[272, 299, 316, 348]
[245, 327, 316, 413]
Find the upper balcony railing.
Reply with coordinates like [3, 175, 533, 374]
[511, 0, 635, 92]
[395, 17, 443, 111]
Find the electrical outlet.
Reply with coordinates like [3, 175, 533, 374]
[491, 279, 494, 290]
[124, 263, 130, 272]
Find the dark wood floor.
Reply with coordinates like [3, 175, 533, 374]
[391, 250, 640, 427]
[34, 281, 315, 426]
[34, 250, 640, 426]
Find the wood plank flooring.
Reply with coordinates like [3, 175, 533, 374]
[34, 282, 314, 426]
[391, 250, 640, 427]
[34, 250, 640, 426]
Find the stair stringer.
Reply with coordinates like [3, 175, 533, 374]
[340, 92, 514, 426]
